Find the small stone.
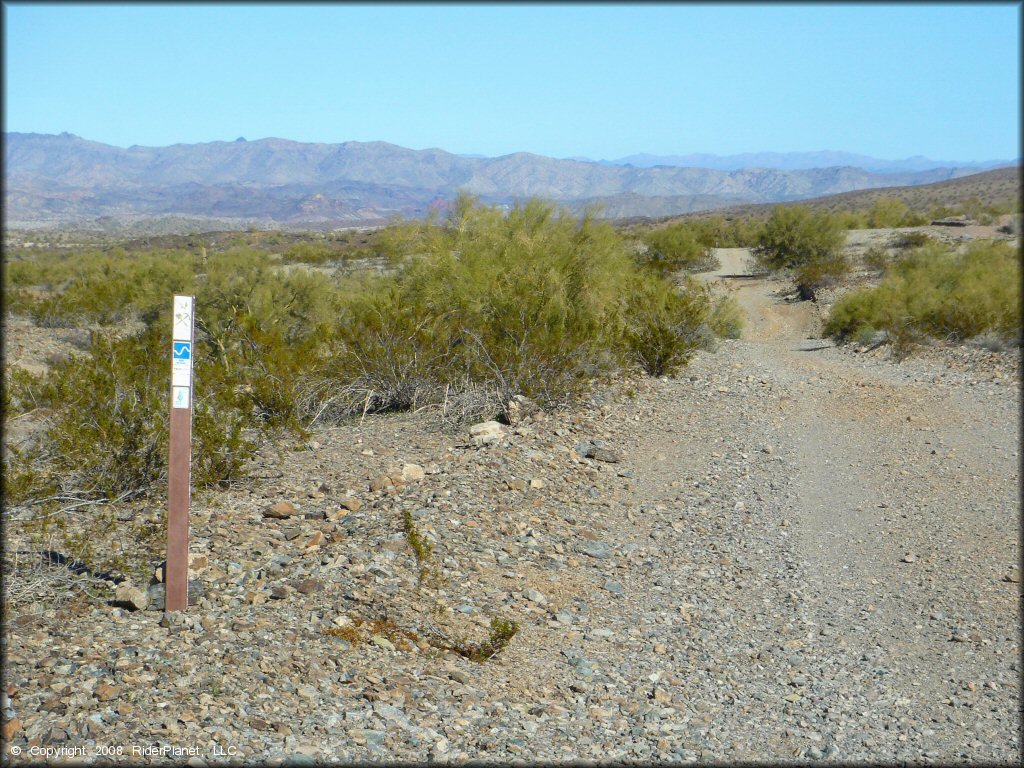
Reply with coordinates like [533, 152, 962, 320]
[95, 682, 119, 702]
[652, 687, 672, 704]
[522, 588, 548, 606]
[1003, 570, 1020, 583]
[580, 541, 613, 559]
[339, 497, 362, 512]
[264, 501, 298, 519]
[270, 586, 290, 600]
[294, 578, 322, 595]
[401, 464, 425, 483]
[371, 635, 395, 651]
[305, 531, 324, 549]
[901, 553, 916, 563]
[530, 478, 545, 489]
[148, 581, 210, 610]
[2, 718, 23, 741]
[508, 478, 527, 492]
[763, 445, 774, 454]
[603, 580, 624, 595]
[114, 583, 149, 611]
[470, 421, 504, 446]
[369, 474, 392, 492]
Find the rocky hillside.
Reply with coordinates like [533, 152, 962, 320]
[3, 133, 997, 229]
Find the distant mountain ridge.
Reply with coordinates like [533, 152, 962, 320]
[4, 132, 1014, 229]
[598, 151, 1016, 174]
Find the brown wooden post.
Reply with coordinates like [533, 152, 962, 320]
[167, 295, 195, 612]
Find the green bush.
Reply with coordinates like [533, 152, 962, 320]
[753, 205, 849, 300]
[623, 276, 711, 376]
[890, 231, 932, 250]
[4, 198, 724, 512]
[706, 289, 744, 339]
[826, 240, 1021, 350]
[863, 243, 891, 272]
[640, 225, 711, 273]
[867, 197, 913, 228]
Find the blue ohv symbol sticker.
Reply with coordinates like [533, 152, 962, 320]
[173, 342, 192, 360]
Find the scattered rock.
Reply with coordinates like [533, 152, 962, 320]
[401, 464, 425, 483]
[264, 501, 299, 519]
[522, 588, 548, 606]
[470, 421, 505, 446]
[339, 496, 363, 512]
[114, 583, 149, 611]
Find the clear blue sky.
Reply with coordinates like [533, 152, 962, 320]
[3, 2, 1020, 161]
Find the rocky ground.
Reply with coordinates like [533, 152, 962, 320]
[2, 242, 1020, 764]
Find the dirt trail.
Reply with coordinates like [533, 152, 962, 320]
[613, 247, 1021, 759]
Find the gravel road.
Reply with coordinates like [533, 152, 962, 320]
[3, 248, 1019, 763]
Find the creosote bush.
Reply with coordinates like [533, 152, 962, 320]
[753, 205, 850, 300]
[4, 197, 722, 516]
[826, 240, 1021, 354]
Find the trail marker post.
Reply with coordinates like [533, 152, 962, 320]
[167, 295, 195, 612]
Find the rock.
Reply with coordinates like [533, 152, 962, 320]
[294, 578, 322, 595]
[523, 588, 548, 606]
[114, 583, 149, 611]
[264, 501, 299, 519]
[146, 580, 205, 610]
[507, 478, 527, 491]
[652, 687, 672, 704]
[369, 475, 393, 492]
[95, 682, 119, 702]
[901, 553, 916, 563]
[401, 464, 425, 483]
[2, 718, 22, 741]
[530, 478, 546, 489]
[576, 439, 621, 463]
[506, 395, 540, 424]
[580, 541, 614, 559]
[305, 531, 324, 549]
[270, 585, 291, 600]
[470, 421, 504, 446]
[1003, 569, 1020, 583]
[339, 496, 362, 512]
[603, 580, 624, 595]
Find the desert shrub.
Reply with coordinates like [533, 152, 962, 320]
[281, 242, 346, 265]
[867, 196, 914, 228]
[706, 289, 744, 339]
[836, 211, 869, 230]
[3, 327, 262, 505]
[640, 224, 712, 273]
[4, 249, 197, 326]
[826, 240, 1021, 349]
[753, 205, 849, 300]
[397, 198, 640, 399]
[623, 275, 711, 376]
[638, 215, 764, 273]
[863, 243, 891, 272]
[890, 231, 932, 250]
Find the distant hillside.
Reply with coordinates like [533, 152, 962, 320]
[4, 132, 1010, 230]
[624, 166, 1021, 227]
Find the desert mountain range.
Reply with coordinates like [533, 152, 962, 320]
[3, 132, 1016, 229]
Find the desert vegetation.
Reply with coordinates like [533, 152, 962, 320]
[3, 196, 731, 522]
[826, 239, 1021, 355]
[751, 205, 851, 300]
